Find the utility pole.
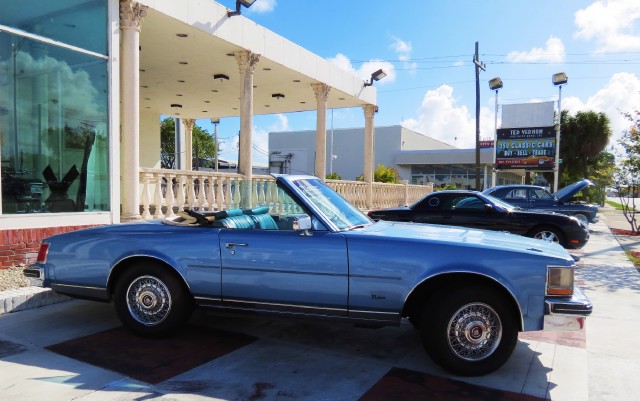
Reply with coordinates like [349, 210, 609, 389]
[473, 42, 485, 190]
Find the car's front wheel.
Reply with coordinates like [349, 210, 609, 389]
[420, 287, 518, 376]
[530, 226, 564, 247]
[114, 262, 193, 337]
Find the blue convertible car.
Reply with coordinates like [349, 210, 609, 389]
[25, 175, 592, 376]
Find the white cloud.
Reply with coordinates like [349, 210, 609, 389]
[250, 0, 276, 13]
[403, 85, 493, 148]
[390, 36, 417, 72]
[506, 36, 566, 63]
[562, 72, 640, 150]
[328, 53, 396, 84]
[574, 0, 640, 52]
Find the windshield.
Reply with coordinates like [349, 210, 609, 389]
[292, 179, 372, 230]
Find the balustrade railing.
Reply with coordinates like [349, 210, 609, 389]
[139, 168, 432, 220]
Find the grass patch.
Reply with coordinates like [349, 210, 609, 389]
[605, 200, 624, 210]
[624, 250, 640, 272]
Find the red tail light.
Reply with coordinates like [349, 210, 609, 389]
[36, 243, 50, 263]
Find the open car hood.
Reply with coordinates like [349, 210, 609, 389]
[555, 179, 594, 203]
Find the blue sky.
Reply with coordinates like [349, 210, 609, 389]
[203, 0, 640, 164]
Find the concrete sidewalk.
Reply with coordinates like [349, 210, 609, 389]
[0, 208, 639, 400]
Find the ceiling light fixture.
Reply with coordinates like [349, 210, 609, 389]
[213, 74, 229, 82]
[272, 93, 285, 100]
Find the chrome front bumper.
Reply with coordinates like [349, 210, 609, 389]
[544, 285, 592, 331]
[23, 265, 45, 287]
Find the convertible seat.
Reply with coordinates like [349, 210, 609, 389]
[213, 205, 278, 229]
[215, 214, 255, 228]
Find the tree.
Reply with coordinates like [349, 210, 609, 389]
[587, 151, 616, 205]
[542, 110, 612, 187]
[160, 118, 176, 169]
[160, 118, 217, 169]
[615, 110, 640, 232]
[356, 164, 401, 183]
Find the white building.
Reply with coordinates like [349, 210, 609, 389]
[0, 0, 383, 265]
[269, 125, 523, 188]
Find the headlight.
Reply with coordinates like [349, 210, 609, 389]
[547, 266, 575, 296]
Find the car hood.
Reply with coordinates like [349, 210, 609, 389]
[362, 220, 571, 261]
[555, 179, 594, 203]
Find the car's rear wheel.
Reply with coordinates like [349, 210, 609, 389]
[530, 226, 564, 247]
[114, 262, 193, 337]
[420, 287, 518, 376]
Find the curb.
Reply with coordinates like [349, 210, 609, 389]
[0, 287, 72, 315]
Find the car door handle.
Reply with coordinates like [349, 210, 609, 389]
[225, 243, 248, 249]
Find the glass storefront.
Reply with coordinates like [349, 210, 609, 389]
[410, 165, 523, 189]
[0, 0, 109, 214]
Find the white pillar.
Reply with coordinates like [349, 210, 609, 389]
[235, 50, 260, 207]
[312, 83, 330, 180]
[119, 1, 147, 221]
[183, 118, 195, 171]
[363, 104, 376, 209]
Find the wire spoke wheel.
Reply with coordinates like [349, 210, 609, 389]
[126, 275, 172, 326]
[447, 302, 502, 361]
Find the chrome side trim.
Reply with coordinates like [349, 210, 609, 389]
[51, 283, 110, 302]
[222, 267, 346, 277]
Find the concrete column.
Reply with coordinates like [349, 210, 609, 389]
[182, 118, 195, 171]
[235, 50, 260, 207]
[363, 104, 376, 209]
[312, 83, 330, 180]
[119, 0, 147, 221]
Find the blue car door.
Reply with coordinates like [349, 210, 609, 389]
[219, 229, 349, 316]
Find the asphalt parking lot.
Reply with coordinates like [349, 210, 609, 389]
[1, 211, 639, 401]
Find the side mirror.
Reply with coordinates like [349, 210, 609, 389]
[484, 204, 494, 213]
[293, 215, 312, 236]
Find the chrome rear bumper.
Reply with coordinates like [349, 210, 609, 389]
[544, 285, 592, 331]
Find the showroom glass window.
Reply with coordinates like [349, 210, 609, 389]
[0, 0, 109, 214]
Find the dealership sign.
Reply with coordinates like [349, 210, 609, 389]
[495, 126, 556, 170]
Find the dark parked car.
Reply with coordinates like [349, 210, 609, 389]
[368, 190, 589, 249]
[482, 179, 599, 224]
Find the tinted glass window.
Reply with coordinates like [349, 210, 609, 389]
[0, 0, 107, 56]
[0, 1, 109, 214]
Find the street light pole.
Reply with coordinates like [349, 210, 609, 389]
[489, 77, 503, 188]
[552, 72, 568, 192]
[212, 118, 220, 172]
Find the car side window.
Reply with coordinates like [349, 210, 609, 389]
[452, 195, 485, 210]
[531, 188, 553, 199]
[505, 189, 527, 200]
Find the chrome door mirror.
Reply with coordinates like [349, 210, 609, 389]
[293, 215, 312, 236]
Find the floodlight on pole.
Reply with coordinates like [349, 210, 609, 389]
[227, 0, 256, 17]
[364, 69, 387, 87]
[552, 72, 568, 192]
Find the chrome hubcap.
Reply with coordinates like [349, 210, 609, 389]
[447, 302, 502, 361]
[534, 231, 559, 243]
[126, 275, 172, 326]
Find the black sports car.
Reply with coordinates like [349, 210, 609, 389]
[368, 190, 589, 249]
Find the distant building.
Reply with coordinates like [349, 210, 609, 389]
[269, 125, 523, 189]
